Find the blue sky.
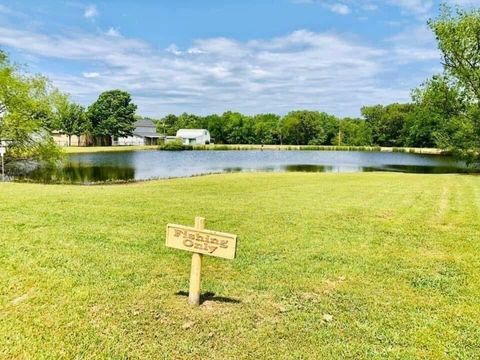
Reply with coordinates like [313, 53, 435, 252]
[0, 1, 479, 117]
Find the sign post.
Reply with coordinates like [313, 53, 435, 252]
[0, 145, 5, 181]
[188, 217, 204, 305]
[166, 216, 238, 306]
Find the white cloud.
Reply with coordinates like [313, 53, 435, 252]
[448, 0, 480, 5]
[84, 5, 98, 19]
[0, 25, 439, 116]
[166, 44, 182, 55]
[389, 25, 439, 62]
[328, 3, 351, 15]
[82, 72, 100, 78]
[290, 0, 439, 17]
[106, 27, 120, 37]
[390, 0, 433, 17]
[291, 0, 351, 15]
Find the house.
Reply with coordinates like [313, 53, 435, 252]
[175, 129, 211, 145]
[114, 119, 163, 146]
[52, 131, 90, 147]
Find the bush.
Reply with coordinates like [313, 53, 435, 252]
[158, 139, 193, 151]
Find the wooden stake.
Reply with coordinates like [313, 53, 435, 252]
[188, 216, 205, 305]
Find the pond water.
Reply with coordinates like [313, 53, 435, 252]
[7, 150, 475, 184]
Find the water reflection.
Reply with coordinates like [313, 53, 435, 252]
[13, 164, 136, 183]
[8, 150, 477, 184]
[284, 164, 331, 172]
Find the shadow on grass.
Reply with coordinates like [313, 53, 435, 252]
[175, 291, 241, 305]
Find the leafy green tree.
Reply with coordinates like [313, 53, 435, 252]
[337, 118, 372, 146]
[87, 90, 137, 143]
[204, 114, 227, 143]
[253, 114, 281, 145]
[158, 114, 179, 136]
[362, 103, 414, 147]
[426, 5, 480, 163]
[0, 50, 61, 164]
[406, 75, 465, 148]
[280, 111, 339, 145]
[222, 112, 255, 144]
[429, 5, 480, 102]
[62, 103, 88, 146]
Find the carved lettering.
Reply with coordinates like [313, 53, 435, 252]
[167, 224, 237, 259]
[174, 229, 184, 237]
[183, 239, 194, 247]
[219, 240, 229, 248]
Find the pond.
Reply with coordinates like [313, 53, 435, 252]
[7, 150, 476, 184]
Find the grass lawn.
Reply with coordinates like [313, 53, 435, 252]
[0, 172, 479, 359]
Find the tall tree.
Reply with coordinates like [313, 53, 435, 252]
[253, 114, 281, 145]
[0, 50, 61, 164]
[362, 103, 414, 147]
[280, 111, 339, 145]
[87, 90, 137, 143]
[337, 118, 372, 146]
[59, 102, 88, 146]
[406, 75, 465, 148]
[427, 5, 480, 163]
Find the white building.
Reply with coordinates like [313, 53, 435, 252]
[114, 119, 163, 146]
[175, 129, 211, 145]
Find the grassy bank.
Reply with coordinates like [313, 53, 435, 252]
[63, 144, 447, 155]
[1, 173, 479, 359]
[194, 144, 446, 154]
[63, 145, 158, 154]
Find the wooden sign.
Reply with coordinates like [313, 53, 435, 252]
[166, 224, 237, 260]
[166, 217, 238, 305]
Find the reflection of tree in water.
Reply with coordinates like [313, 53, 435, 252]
[14, 164, 135, 183]
[283, 164, 329, 172]
[62, 165, 136, 182]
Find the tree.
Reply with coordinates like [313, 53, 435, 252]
[222, 112, 255, 144]
[87, 90, 137, 144]
[158, 114, 179, 136]
[280, 111, 339, 145]
[362, 103, 414, 147]
[253, 114, 281, 145]
[429, 5, 480, 102]
[406, 75, 465, 148]
[204, 114, 227, 143]
[337, 118, 372, 146]
[0, 50, 62, 164]
[426, 5, 480, 163]
[60, 103, 88, 146]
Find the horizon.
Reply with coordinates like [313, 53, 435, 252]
[1, 0, 479, 117]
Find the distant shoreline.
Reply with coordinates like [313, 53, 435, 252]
[63, 144, 447, 155]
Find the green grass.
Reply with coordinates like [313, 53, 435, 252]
[0, 172, 479, 359]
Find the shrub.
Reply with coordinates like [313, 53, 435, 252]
[158, 139, 193, 151]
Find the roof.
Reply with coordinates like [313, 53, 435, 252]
[133, 131, 163, 138]
[134, 119, 156, 128]
[176, 129, 209, 138]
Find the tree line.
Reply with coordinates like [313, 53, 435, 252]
[155, 105, 432, 148]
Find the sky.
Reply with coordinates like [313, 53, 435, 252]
[0, 1, 479, 117]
